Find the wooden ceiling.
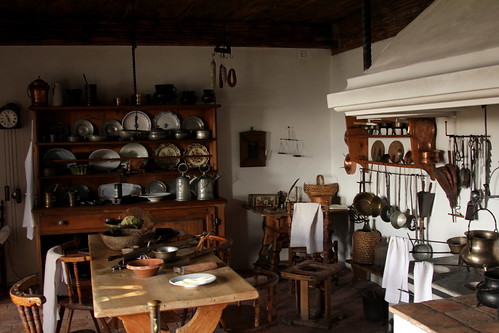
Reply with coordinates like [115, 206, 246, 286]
[0, 0, 434, 54]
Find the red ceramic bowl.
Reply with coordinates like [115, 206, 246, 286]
[126, 258, 163, 277]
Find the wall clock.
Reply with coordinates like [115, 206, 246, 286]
[0, 103, 20, 129]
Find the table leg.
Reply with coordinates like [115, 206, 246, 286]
[299, 280, 310, 321]
[118, 304, 227, 333]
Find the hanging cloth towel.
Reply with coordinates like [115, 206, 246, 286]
[22, 140, 35, 240]
[414, 261, 434, 302]
[43, 245, 67, 333]
[382, 236, 411, 304]
[289, 202, 323, 254]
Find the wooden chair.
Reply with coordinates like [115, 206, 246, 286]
[219, 269, 279, 332]
[9, 274, 94, 333]
[55, 253, 110, 333]
[195, 233, 233, 265]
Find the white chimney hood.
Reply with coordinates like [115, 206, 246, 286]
[327, 0, 499, 118]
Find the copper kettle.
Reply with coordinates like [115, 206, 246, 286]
[28, 77, 50, 106]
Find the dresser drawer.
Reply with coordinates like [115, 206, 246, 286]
[38, 214, 110, 235]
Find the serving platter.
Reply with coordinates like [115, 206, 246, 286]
[120, 143, 149, 166]
[98, 183, 141, 201]
[145, 180, 168, 194]
[89, 149, 121, 171]
[42, 148, 76, 169]
[139, 192, 171, 202]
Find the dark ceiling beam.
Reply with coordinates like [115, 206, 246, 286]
[0, 18, 334, 49]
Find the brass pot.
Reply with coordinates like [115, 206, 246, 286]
[353, 192, 375, 216]
[461, 230, 499, 269]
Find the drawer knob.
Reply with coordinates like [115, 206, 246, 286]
[58, 220, 68, 226]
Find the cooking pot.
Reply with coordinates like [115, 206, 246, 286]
[476, 269, 499, 309]
[353, 192, 375, 216]
[461, 213, 499, 269]
[390, 210, 407, 229]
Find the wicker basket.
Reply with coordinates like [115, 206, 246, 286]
[352, 229, 382, 265]
[304, 175, 338, 205]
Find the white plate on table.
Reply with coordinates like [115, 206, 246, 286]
[153, 111, 181, 130]
[122, 111, 151, 131]
[169, 273, 216, 288]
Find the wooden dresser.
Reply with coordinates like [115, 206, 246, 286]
[30, 104, 225, 276]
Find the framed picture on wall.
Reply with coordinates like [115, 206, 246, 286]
[240, 129, 266, 167]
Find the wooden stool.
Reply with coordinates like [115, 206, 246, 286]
[281, 260, 343, 329]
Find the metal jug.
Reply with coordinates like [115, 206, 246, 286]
[175, 163, 191, 201]
[28, 77, 50, 106]
[191, 164, 220, 200]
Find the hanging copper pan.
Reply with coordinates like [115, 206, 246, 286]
[344, 154, 356, 175]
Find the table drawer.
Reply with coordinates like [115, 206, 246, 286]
[39, 214, 110, 235]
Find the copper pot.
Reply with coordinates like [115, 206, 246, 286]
[28, 77, 50, 106]
[353, 192, 375, 216]
[344, 154, 356, 175]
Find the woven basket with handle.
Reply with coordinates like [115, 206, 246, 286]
[304, 174, 338, 204]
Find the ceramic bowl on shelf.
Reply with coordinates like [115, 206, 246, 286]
[126, 258, 163, 277]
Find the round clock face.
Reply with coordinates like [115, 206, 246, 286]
[0, 109, 18, 128]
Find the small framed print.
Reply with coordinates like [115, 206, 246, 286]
[240, 129, 266, 167]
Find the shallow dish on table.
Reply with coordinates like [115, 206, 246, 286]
[169, 273, 216, 288]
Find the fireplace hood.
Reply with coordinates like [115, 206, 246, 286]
[327, 0, 499, 119]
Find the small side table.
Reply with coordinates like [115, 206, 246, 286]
[281, 260, 344, 328]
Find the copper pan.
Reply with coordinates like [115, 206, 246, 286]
[344, 154, 356, 175]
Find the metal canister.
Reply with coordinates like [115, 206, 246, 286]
[28, 77, 50, 106]
[175, 163, 191, 201]
[44, 192, 54, 208]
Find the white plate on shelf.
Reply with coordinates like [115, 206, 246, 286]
[98, 183, 141, 201]
[169, 273, 216, 288]
[72, 119, 94, 137]
[122, 111, 151, 131]
[140, 192, 171, 202]
[89, 149, 121, 171]
[120, 143, 149, 166]
[153, 111, 181, 130]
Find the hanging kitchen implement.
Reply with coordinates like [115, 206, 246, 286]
[461, 209, 499, 269]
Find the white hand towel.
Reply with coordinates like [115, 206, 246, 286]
[290, 202, 323, 254]
[22, 140, 35, 240]
[382, 236, 411, 304]
[414, 261, 434, 303]
[43, 246, 67, 333]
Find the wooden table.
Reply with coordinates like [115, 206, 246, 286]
[89, 234, 258, 333]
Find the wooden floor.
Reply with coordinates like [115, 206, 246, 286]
[0, 269, 389, 332]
